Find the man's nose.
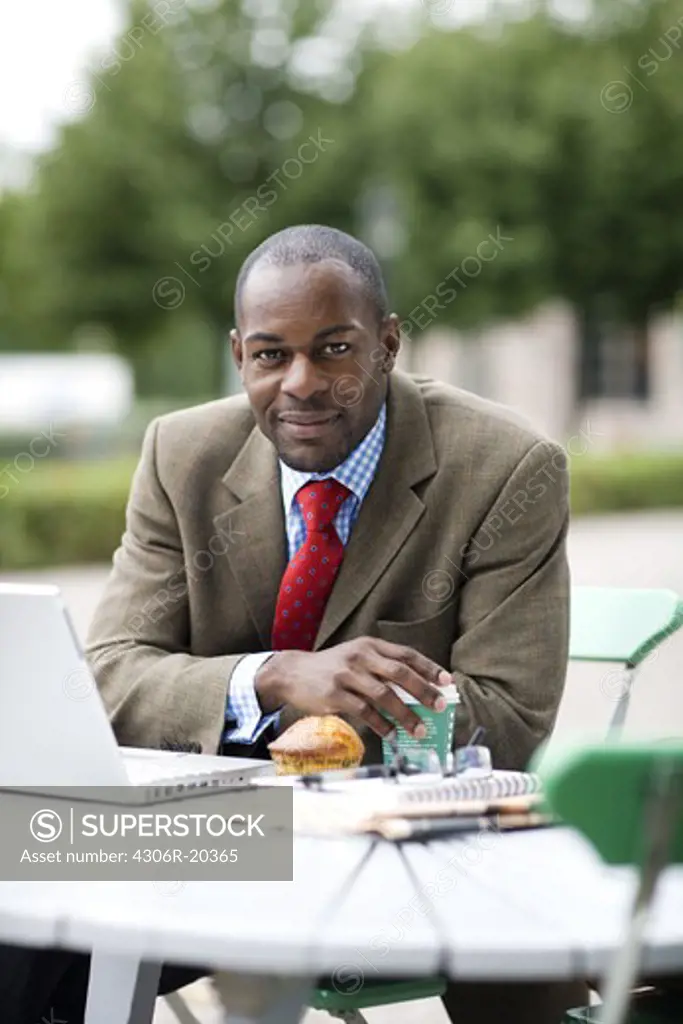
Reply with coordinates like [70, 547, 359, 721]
[281, 354, 327, 401]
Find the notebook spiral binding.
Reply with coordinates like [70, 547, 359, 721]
[399, 770, 542, 805]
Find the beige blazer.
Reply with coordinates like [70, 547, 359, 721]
[85, 370, 570, 770]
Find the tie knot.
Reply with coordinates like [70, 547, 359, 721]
[296, 478, 350, 533]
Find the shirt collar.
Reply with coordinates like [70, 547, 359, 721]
[280, 401, 387, 514]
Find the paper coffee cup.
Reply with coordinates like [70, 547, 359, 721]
[381, 683, 459, 771]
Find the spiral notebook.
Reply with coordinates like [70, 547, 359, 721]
[371, 770, 541, 804]
[291, 770, 547, 840]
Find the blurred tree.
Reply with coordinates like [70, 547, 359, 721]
[364, 18, 558, 329]
[0, 190, 53, 351]
[366, 1, 683, 338]
[581, 0, 683, 327]
[0, 191, 23, 348]
[17, 0, 371, 396]
[1, 0, 682, 399]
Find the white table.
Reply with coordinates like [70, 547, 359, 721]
[0, 827, 682, 1024]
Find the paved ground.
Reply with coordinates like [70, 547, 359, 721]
[4, 511, 683, 1023]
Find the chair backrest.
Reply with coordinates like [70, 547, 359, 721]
[539, 740, 683, 867]
[569, 586, 683, 668]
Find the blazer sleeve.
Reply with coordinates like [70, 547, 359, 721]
[450, 439, 570, 770]
[84, 418, 244, 754]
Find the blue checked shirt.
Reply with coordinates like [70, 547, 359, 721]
[223, 401, 387, 743]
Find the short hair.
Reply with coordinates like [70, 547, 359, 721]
[234, 224, 388, 324]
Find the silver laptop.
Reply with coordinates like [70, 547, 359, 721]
[0, 583, 273, 799]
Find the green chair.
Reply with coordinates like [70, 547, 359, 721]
[308, 974, 447, 1022]
[569, 587, 683, 733]
[539, 740, 683, 1024]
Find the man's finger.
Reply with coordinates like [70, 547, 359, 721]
[382, 657, 448, 712]
[344, 668, 426, 737]
[336, 691, 397, 739]
[373, 638, 452, 688]
[362, 652, 445, 713]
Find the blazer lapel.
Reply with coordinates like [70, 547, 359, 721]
[216, 426, 287, 649]
[314, 371, 438, 650]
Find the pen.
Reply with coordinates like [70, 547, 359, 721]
[372, 811, 552, 841]
[299, 763, 406, 787]
[467, 725, 487, 747]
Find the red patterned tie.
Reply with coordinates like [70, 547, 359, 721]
[272, 478, 351, 651]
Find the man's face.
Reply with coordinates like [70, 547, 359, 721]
[231, 259, 400, 473]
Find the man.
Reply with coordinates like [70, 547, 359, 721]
[1, 224, 585, 1022]
[87, 223, 571, 771]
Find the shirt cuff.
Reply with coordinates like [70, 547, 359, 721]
[224, 652, 281, 743]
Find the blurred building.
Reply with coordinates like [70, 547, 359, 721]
[0, 352, 134, 431]
[404, 302, 683, 450]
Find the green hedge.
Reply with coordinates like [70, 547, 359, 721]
[1, 452, 682, 570]
[569, 452, 683, 515]
[0, 459, 135, 570]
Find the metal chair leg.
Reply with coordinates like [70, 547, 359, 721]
[327, 1011, 369, 1024]
[606, 665, 639, 734]
[598, 761, 683, 1024]
[163, 991, 205, 1024]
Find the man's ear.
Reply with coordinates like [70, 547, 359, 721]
[380, 314, 401, 371]
[230, 329, 243, 374]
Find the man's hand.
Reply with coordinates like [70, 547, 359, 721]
[254, 637, 452, 738]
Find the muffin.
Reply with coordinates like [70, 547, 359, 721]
[268, 715, 365, 775]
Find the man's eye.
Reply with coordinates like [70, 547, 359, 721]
[254, 350, 284, 363]
[323, 342, 351, 355]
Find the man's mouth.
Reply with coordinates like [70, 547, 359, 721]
[278, 412, 341, 440]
